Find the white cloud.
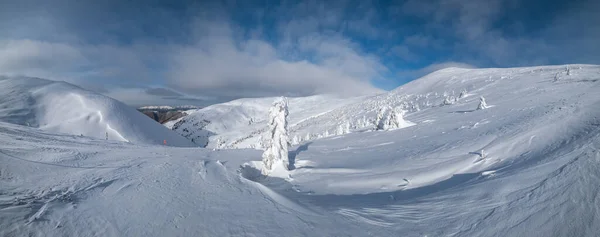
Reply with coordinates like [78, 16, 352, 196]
[0, 39, 156, 85]
[166, 20, 385, 98]
[0, 39, 85, 76]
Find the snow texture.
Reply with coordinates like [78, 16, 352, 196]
[1, 64, 600, 236]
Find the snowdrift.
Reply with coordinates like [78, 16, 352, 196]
[0, 76, 195, 147]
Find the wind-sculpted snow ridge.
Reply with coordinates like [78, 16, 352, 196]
[0, 76, 195, 147]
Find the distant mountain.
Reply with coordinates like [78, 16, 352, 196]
[138, 105, 200, 111]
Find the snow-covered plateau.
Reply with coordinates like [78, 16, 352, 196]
[1, 64, 600, 236]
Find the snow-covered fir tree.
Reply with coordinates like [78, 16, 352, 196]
[360, 115, 368, 128]
[262, 97, 290, 175]
[336, 123, 345, 135]
[477, 96, 489, 110]
[442, 96, 454, 106]
[566, 65, 571, 75]
[335, 121, 351, 135]
[375, 106, 389, 130]
[383, 107, 415, 130]
[411, 103, 420, 112]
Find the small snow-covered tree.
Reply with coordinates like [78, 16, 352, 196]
[262, 97, 290, 175]
[292, 135, 299, 145]
[554, 72, 561, 82]
[305, 133, 311, 141]
[336, 123, 345, 135]
[383, 107, 414, 130]
[216, 137, 223, 149]
[477, 96, 489, 110]
[375, 106, 389, 130]
[360, 115, 368, 128]
[442, 96, 453, 106]
[344, 121, 351, 133]
[412, 103, 420, 112]
[459, 90, 467, 99]
[324, 130, 330, 137]
[566, 65, 571, 75]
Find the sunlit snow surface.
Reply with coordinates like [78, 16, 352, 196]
[0, 76, 195, 147]
[1, 65, 600, 236]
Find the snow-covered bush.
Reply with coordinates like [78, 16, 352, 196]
[262, 97, 290, 174]
[477, 96, 489, 110]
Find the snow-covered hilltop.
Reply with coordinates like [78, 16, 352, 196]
[0, 76, 195, 147]
[168, 94, 369, 147]
[169, 65, 600, 150]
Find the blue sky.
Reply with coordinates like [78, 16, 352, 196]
[0, 0, 598, 106]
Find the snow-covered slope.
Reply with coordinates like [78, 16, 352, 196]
[169, 94, 368, 148]
[0, 76, 195, 147]
[272, 64, 600, 236]
[0, 122, 393, 237]
[2, 64, 600, 236]
[171, 65, 600, 152]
